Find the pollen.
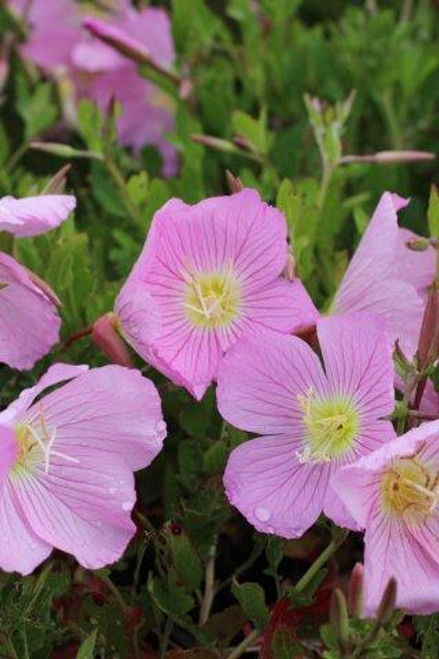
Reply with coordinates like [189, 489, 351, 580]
[183, 267, 241, 329]
[297, 388, 360, 463]
[381, 455, 439, 523]
[12, 407, 78, 478]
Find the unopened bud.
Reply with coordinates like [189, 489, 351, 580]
[348, 563, 364, 618]
[43, 164, 71, 195]
[342, 151, 436, 165]
[92, 313, 133, 367]
[233, 135, 253, 152]
[83, 17, 180, 86]
[376, 577, 397, 626]
[284, 251, 296, 281]
[225, 170, 243, 194]
[417, 283, 439, 371]
[330, 588, 350, 653]
[30, 141, 103, 161]
[405, 237, 431, 252]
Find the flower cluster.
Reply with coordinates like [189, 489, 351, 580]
[9, 0, 177, 175]
[2, 178, 439, 620]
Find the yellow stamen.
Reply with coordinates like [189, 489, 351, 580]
[297, 388, 359, 463]
[183, 267, 241, 329]
[381, 456, 439, 522]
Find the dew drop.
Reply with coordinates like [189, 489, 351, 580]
[122, 500, 133, 511]
[254, 506, 272, 522]
[108, 487, 117, 495]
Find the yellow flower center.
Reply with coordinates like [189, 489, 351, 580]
[184, 268, 241, 329]
[11, 409, 77, 479]
[297, 388, 359, 463]
[381, 456, 439, 523]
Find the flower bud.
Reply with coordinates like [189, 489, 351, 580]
[92, 313, 133, 368]
[43, 164, 71, 195]
[376, 577, 397, 626]
[405, 237, 431, 252]
[226, 170, 244, 194]
[348, 563, 364, 618]
[284, 251, 296, 281]
[330, 588, 350, 653]
[417, 283, 439, 371]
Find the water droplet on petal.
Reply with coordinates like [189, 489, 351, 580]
[254, 506, 271, 522]
[122, 500, 133, 511]
[108, 487, 117, 495]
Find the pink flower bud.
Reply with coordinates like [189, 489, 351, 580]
[348, 562, 364, 617]
[226, 170, 244, 194]
[417, 284, 439, 371]
[92, 313, 133, 368]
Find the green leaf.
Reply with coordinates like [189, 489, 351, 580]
[16, 80, 58, 141]
[76, 629, 98, 659]
[231, 581, 269, 629]
[166, 527, 203, 592]
[428, 185, 439, 240]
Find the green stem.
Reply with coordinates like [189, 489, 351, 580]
[160, 618, 173, 659]
[5, 142, 28, 173]
[317, 160, 334, 212]
[100, 574, 128, 613]
[380, 92, 403, 151]
[227, 628, 260, 659]
[199, 535, 218, 625]
[104, 152, 144, 227]
[295, 529, 349, 594]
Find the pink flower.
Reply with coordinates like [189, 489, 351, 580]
[115, 189, 319, 400]
[333, 420, 439, 615]
[0, 253, 61, 369]
[10, 0, 177, 175]
[0, 362, 166, 575]
[331, 192, 435, 357]
[292, 193, 435, 356]
[0, 194, 76, 237]
[216, 313, 396, 538]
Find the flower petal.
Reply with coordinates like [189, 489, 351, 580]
[0, 254, 61, 370]
[217, 332, 327, 436]
[0, 195, 76, 237]
[12, 449, 137, 570]
[317, 313, 395, 418]
[25, 365, 166, 471]
[224, 435, 327, 538]
[0, 480, 52, 575]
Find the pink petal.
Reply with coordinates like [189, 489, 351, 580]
[12, 449, 136, 570]
[115, 279, 161, 360]
[11, 0, 81, 72]
[24, 365, 166, 471]
[0, 426, 17, 483]
[150, 324, 222, 401]
[0, 253, 61, 370]
[395, 228, 435, 292]
[363, 510, 439, 616]
[0, 362, 87, 426]
[333, 193, 425, 356]
[317, 313, 395, 419]
[224, 435, 327, 538]
[245, 278, 320, 334]
[217, 332, 326, 436]
[0, 480, 52, 575]
[0, 195, 76, 237]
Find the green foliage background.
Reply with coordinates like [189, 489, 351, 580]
[1, 1, 439, 657]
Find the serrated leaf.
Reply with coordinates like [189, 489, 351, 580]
[76, 629, 98, 659]
[231, 581, 269, 630]
[166, 527, 203, 591]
